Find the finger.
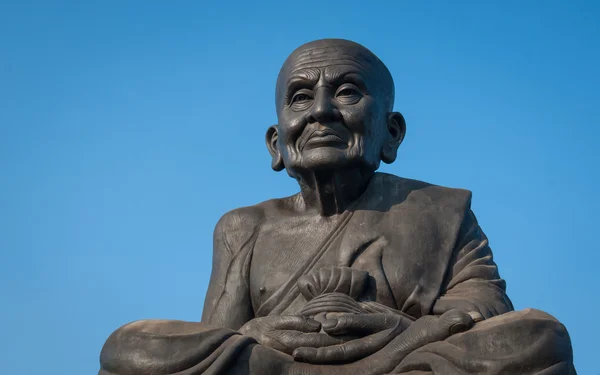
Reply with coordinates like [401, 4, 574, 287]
[468, 311, 484, 322]
[300, 299, 361, 312]
[270, 316, 322, 332]
[309, 292, 357, 303]
[324, 266, 341, 293]
[432, 297, 479, 317]
[322, 314, 410, 336]
[437, 309, 474, 335]
[435, 296, 496, 320]
[369, 310, 472, 356]
[476, 303, 493, 320]
[293, 324, 401, 364]
[322, 311, 474, 368]
[297, 274, 318, 300]
[299, 300, 364, 316]
[302, 292, 363, 307]
[379, 310, 471, 351]
[274, 331, 344, 354]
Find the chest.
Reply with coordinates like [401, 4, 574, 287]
[249, 214, 344, 306]
[247, 207, 455, 317]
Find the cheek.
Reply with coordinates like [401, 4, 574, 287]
[277, 112, 305, 137]
[340, 98, 381, 133]
[279, 112, 306, 134]
[277, 113, 305, 139]
[340, 105, 367, 133]
[343, 100, 386, 162]
[277, 117, 306, 160]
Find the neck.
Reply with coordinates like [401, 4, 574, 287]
[294, 168, 374, 216]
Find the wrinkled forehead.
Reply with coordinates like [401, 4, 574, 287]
[276, 42, 394, 109]
[278, 45, 382, 89]
[286, 45, 380, 71]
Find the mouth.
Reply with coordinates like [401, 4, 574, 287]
[300, 129, 346, 151]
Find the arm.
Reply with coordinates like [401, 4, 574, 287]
[201, 210, 258, 330]
[202, 209, 331, 353]
[433, 208, 514, 319]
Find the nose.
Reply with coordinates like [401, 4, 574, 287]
[307, 87, 340, 124]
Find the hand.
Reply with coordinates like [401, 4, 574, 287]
[287, 309, 476, 375]
[433, 297, 488, 321]
[238, 315, 344, 355]
[292, 312, 412, 364]
[298, 292, 367, 317]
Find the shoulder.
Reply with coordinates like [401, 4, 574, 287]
[212, 205, 265, 257]
[214, 204, 266, 236]
[373, 172, 473, 211]
[213, 195, 297, 236]
[213, 197, 297, 256]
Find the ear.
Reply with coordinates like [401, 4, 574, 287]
[265, 125, 285, 171]
[381, 112, 406, 164]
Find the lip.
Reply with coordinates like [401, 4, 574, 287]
[300, 129, 345, 151]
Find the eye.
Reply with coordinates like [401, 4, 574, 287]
[289, 89, 314, 111]
[292, 93, 312, 103]
[337, 87, 358, 97]
[335, 84, 362, 104]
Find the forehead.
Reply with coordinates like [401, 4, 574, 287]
[280, 45, 381, 85]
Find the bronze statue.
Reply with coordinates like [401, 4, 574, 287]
[99, 39, 576, 375]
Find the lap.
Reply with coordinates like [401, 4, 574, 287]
[99, 319, 257, 375]
[392, 309, 576, 375]
[99, 309, 575, 375]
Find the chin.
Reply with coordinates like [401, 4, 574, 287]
[295, 148, 360, 171]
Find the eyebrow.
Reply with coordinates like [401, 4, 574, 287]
[286, 68, 320, 85]
[324, 68, 370, 91]
[286, 66, 370, 92]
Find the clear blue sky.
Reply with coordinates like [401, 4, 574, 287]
[1, 1, 598, 374]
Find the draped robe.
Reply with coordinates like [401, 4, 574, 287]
[99, 173, 575, 375]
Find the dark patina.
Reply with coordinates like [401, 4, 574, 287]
[99, 39, 576, 375]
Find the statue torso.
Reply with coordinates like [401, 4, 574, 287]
[246, 173, 472, 319]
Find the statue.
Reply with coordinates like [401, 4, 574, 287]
[99, 39, 576, 375]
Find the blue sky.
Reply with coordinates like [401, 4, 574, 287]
[1, 1, 598, 374]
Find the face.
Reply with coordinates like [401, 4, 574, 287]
[270, 43, 395, 175]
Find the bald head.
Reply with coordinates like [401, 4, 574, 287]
[276, 39, 395, 113]
[268, 39, 405, 175]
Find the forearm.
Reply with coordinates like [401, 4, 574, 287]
[437, 208, 513, 319]
[433, 280, 513, 318]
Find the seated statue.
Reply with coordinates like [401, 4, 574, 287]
[99, 39, 576, 375]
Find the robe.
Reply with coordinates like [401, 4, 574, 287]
[99, 173, 575, 375]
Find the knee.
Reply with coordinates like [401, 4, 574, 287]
[99, 320, 162, 375]
[99, 319, 222, 374]
[483, 308, 566, 330]
[474, 308, 574, 359]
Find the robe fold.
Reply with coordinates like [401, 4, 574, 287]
[99, 173, 575, 375]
